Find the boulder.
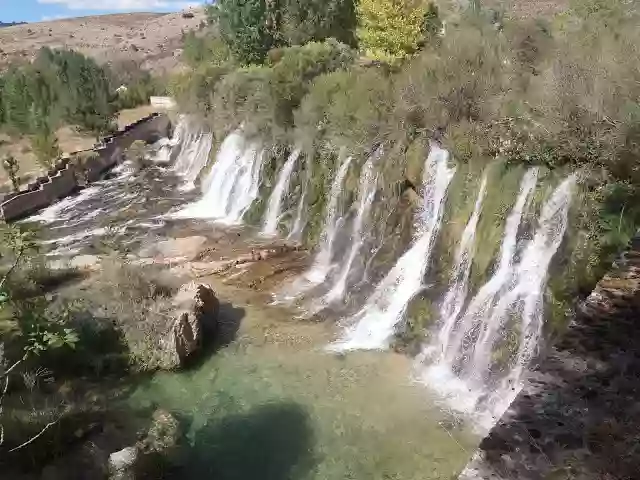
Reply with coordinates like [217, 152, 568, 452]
[107, 410, 181, 480]
[108, 446, 138, 480]
[159, 283, 220, 369]
[139, 409, 180, 458]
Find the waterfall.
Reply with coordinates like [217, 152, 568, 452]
[435, 169, 539, 366]
[305, 155, 352, 285]
[328, 144, 455, 351]
[436, 173, 488, 354]
[174, 131, 264, 224]
[262, 149, 301, 236]
[288, 188, 307, 242]
[420, 171, 574, 428]
[172, 121, 213, 189]
[322, 155, 378, 304]
[277, 155, 352, 303]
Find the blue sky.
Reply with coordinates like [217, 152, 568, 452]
[0, 0, 201, 22]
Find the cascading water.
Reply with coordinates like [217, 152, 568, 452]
[174, 131, 264, 224]
[436, 173, 488, 353]
[420, 171, 574, 428]
[171, 117, 213, 189]
[328, 144, 455, 350]
[262, 149, 301, 236]
[276, 155, 353, 303]
[435, 168, 539, 363]
[322, 155, 378, 305]
[288, 188, 307, 242]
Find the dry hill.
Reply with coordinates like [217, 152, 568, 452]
[0, 8, 207, 74]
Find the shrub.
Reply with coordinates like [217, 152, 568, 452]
[296, 67, 394, 151]
[207, 40, 355, 140]
[182, 30, 232, 68]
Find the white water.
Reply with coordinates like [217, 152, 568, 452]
[328, 144, 455, 350]
[262, 149, 301, 235]
[174, 131, 265, 224]
[171, 117, 213, 189]
[288, 188, 307, 242]
[276, 155, 352, 303]
[436, 173, 488, 354]
[421, 171, 574, 428]
[322, 155, 378, 304]
[433, 168, 539, 365]
[26, 186, 102, 224]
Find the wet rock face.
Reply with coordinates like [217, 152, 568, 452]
[159, 283, 220, 369]
[459, 237, 640, 479]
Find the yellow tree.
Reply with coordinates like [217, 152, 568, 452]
[357, 0, 435, 62]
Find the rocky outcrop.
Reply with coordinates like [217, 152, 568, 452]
[109, 446, 138, 480]
[159, 283, 220, 369]
[108, 409, 181, 480]
[459, 235, 640, 479]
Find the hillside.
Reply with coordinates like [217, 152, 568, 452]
[0, 9, 207, 73]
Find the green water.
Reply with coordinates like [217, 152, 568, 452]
[128, 287, 477, 479]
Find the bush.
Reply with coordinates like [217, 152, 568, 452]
[182, 30, 232, 68]
[206, 40, 355, 140]
[296, 67, 394, 151]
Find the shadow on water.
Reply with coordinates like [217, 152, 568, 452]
[186, 301, 246, 370]
[171, 402, 316, 480]
[215, 301, 245, 350]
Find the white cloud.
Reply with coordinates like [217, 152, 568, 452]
[37, 0, 200, 11]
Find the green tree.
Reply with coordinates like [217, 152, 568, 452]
[357, 0, 437, 62]
[279, 0, 357, 47]
[209, 0, 280, 64]
[2, 155, 20, 192]
[208, 0, 358, 65]
[31, 124, 60, 169]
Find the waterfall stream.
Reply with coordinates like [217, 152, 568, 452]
[288, 188, 307, 242]
[175, 131, 264, 224]
[322, 155, 378, 305]
[437, 173, 488, 353]
[277, 155, 353, 303]
[262, 149, 301, 235]
[171, 117, 213, 189]
[420, 171, 574, 427]
[328, 144, 455, 351]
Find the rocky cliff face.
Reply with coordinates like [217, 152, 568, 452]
[459, 234, 640, 479]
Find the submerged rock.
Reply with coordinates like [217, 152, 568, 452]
[159, 282, 220, 369]
[107, 409, 181, 480]
[108, 446, 138, 480]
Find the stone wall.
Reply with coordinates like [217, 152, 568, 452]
[0, 113, 171, 222]
[459, 235, 640, 480]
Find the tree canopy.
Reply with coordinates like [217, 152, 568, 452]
[0, 48, 116, 137]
